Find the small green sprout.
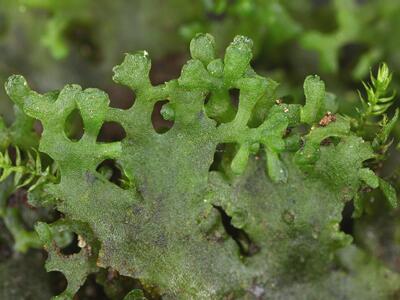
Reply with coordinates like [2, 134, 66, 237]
[358, 63, 396, 118]
[0, 147, 58, 192]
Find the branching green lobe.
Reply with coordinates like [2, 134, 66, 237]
[3, 33, 399, 299]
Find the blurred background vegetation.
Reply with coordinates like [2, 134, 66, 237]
[0, 0, 400, 299]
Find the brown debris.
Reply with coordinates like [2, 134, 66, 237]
[319, 112, 336, 127]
